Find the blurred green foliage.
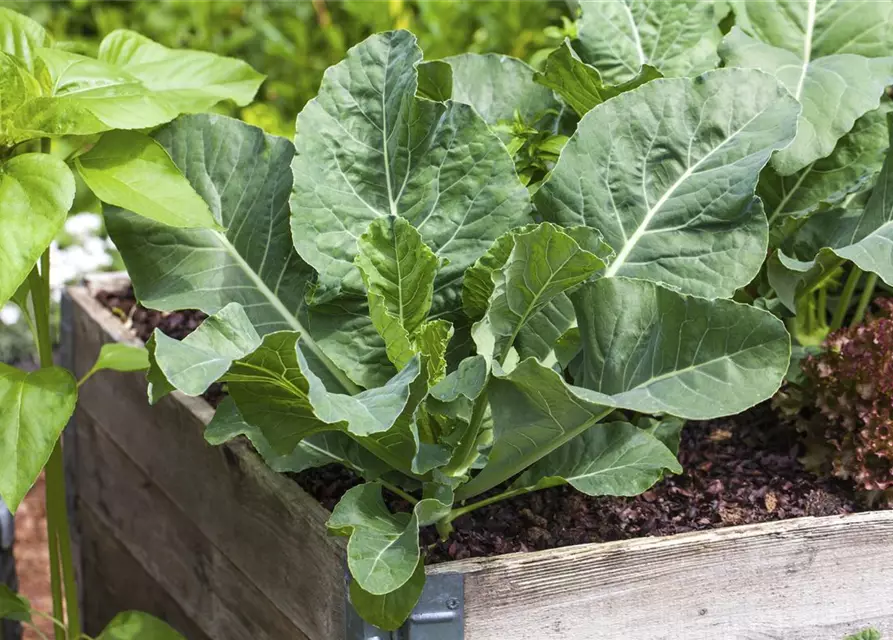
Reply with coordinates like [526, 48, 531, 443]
[3, 0, 570, 135]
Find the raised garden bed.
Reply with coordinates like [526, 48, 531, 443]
[63, 275, 893, 640]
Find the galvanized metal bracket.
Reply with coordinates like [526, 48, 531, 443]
[346, 571, 464, 639]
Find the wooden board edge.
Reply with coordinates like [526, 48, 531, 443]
[65, 283, 338, 540]
[428, 510, 893, 576]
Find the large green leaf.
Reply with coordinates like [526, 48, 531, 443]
[721, 1, 893, 175]
[760, 104, 891, 225]
[104, 115, 363, 394]
[349, 558, 425, 632]
[511, 421, 681, 496]
[98, 611, 185, 640]
[779, 127, 893, 291]
[575, 0, 723, 84]
[573, 277, 791, 418]
[0, 364, 77, 511]
[0, 153, 75, 308]
[536, 68, 799, 298]
[148, 302, 261, 401]
[471, 223, 607, 365]
[536, 40, 662, 117]
[356, 217, 438, 370]
[443, 52, 559, 126]
[98, 29, 264, 112]
[0, 8, 50, 70]
[327, 483, 422, 595]
[76, 130, 219, 229]
[225, 332, 421, 461]
[328, 482, 452, 596]
[205, 396, 391, 477]
[290, 30, 531, 308]
[457, 358, 615, 499]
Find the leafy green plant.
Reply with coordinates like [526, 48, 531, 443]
[846, 629, 882, 640]
[103, 14, 820, 626]
[0, 7, 265, 638]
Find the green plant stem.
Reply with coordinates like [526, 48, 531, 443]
[830, 267, 862, 332]
[817, 286, 828, 329]
[851, 273, 878, 327]
[378, 479, 418, 505]
[439, 389, 489, 479]
[30, 246, 81, 639]
[446, 486, 532, 524]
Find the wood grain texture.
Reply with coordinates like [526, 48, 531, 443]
[75, 409, 305, 640]
[433, 511, 893, 640]
[79, 505, 210, 640]
[67, 286, 346, 640]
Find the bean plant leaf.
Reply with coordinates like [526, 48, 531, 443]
[472, 223, 608, 364]
[720, 1, 893, 175]
[536, 40, 662, 117]
[327, 483, 422, 595]
[0, 7, 50, 70]
[104, 115, 364, 394]
[573, 277, 790, 417]
[0, 53, 42, 146]
[0, 584, 31, 622]
[0, 153, 75, 309]
[536, 69, 799, 298]
[349, 558, 425, 632]
[205, 397, 391, 478]
[0, 364, 77, 511]
[76, 130, 220, 230]
[356, 217, 438, 370]
[98, 29, 264, 111]
[760, 104, 891, 225]
[14, 49, 183, 139]
[98, 611, 185, 640]
[511, 421, 681, 496]
[290, 30, 531, 308]
[80, 344, 150, 386]
[575, 0, 723, 84]
[443, 52, 559, 126]
[10, 31, 261, 141]
[148, 302, 261, 401]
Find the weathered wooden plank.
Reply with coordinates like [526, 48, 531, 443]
[75, 407, 306, 640]
[68, 286, 346, 640]
[79, 504, 210, 640]
[432, 511, 893, 640]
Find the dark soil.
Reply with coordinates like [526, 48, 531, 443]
[97, 286, 866, 565]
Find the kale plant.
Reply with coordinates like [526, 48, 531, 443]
[0, 7, 263, 638]
[100, 0, 893, 630]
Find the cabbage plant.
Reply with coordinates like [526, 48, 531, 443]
[111, 1, 893, 629]
[102, 10, 855, 626]
[0, 8, 263, 639]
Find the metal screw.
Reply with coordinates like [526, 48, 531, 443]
[446, 597, 460, 610]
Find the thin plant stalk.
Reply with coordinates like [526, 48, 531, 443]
[29, 136, 82, 640]
[830, 266, 862, 332]
[851, 273, 879, 327]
